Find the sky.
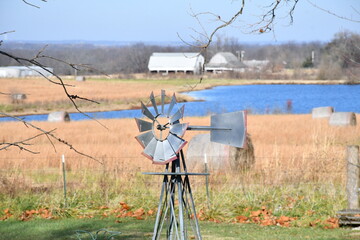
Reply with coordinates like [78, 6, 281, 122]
[0, 0, 359, 44]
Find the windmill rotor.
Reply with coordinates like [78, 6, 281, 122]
[135, 90, 188, 165]
[135, 90, 247, 164]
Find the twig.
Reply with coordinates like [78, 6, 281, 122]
[0, 49, 108, 129]
[307, 0, 360, 23]
[0, 129, 56, 154]
[22, 0, 47, 9]
[0, 112, 103, 164]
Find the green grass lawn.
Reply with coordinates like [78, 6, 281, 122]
[0, 217, 355, 240]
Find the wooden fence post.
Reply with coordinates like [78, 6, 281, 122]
[346, 145, 360, 209]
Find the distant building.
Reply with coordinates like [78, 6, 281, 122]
[148, 52, 204, 75]
[205, 52, 247, 73]
[0, 66, 54, 78]
[242, 60, 270, 71]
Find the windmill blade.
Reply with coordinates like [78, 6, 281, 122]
[170, 123, 189, 137]
[170, 105, 185, 124]
[135, 118, 153, 132]
[143, 138, 158, 159]
[167, 134, 187, 154]
[167, 94, 177, 117]
[150, 91, 159, 116]
[153, 141, 165, 163]
[141, 102, 155, 121]
[135, 131, 154, 148]
[161, 90, 166, 114]
[162, 139, 177, 162]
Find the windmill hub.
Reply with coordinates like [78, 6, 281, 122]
[154, 117, 170, 140]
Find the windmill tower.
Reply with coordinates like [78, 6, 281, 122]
[135, 90, 247, 239]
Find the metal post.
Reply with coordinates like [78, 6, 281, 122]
[61, 154, 67, 208]
[204, 154, 211, 209]
[346, 145, 360, 209]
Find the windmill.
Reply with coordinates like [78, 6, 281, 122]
[135, 90, 247, 240]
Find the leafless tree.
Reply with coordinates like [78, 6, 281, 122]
[0, 1, 105, 162]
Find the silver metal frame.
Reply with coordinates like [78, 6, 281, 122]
[135, 90, 247, 239]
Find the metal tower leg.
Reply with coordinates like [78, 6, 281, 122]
[149, 151, 204, 239]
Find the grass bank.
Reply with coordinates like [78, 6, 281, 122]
[0, 217, 353, 240]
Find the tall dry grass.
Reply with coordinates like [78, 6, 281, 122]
[0, 78, 198, 115]
[1, 114, 359, 185]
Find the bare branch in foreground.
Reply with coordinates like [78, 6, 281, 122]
[0, 49, 108, 129]
[0, 129, 56, 154]
[0, 112, 103, 165]
[307, 0, 360, 23]
[21, 0, 47, 9]
[0, 30, 15, 36]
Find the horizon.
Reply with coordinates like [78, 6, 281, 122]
[1, 38, 331, 47]
[1, 0, 359, 44]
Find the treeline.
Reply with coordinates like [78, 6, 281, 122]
[0, 30, 359, 80]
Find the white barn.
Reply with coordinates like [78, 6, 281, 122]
[0, 66, 54, 78]
[148, 53, 204, 75]
[205, 52, 247, 73]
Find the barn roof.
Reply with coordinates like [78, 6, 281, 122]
[206, 52, 247, 69]
[148, 52, 204, 72]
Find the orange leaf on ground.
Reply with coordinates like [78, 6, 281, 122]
[276, 216, 290, 224]
[324, 217, 339, 229]
[250, 210, 262, 217]
[119, 202, 131, 210]
[260, 219, 276, 226]
[209, 218, 221, 223]
[133, 208, 145, 217]
[252, 216, 261, 223]
[235, 215, 249, 223]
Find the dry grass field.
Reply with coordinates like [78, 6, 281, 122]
[1, 77, 359, 229]
[0, 77, 198, 115]
[0, 77, 346, 115]
[1, 113, 359, 185]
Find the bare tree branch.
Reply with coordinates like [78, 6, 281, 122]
[0, 49, 109, 129]
[21, 0, 47, 9]
[0, 112, 103, 164]
[0, 31, 15, 36]
[0, 129, 56, 154]
[307, 0, 360, 23]
[198, 0, 245, 51]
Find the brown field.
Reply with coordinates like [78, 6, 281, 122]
[1, 114, 359, 184]
[0, 77, 347, 115]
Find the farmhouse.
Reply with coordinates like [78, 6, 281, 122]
[205, 52, 247, 73]
[148, 52, 204, 74]
[0, 66, 54, 78]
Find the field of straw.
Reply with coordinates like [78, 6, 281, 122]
[0, 77, 345, 115]
[1, 113, 359, 184]
[1, 78, 359, 224]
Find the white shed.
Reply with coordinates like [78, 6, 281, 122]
[205, 52, 247, 73]
[148, 53, 204, 74]
[0, 66, 54, 78]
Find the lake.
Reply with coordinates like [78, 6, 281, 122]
[1, 84, 359, 122]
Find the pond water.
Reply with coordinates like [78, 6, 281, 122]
[1, 84, 359, 122]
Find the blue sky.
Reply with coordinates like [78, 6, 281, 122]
[0, 0, 359, 44]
